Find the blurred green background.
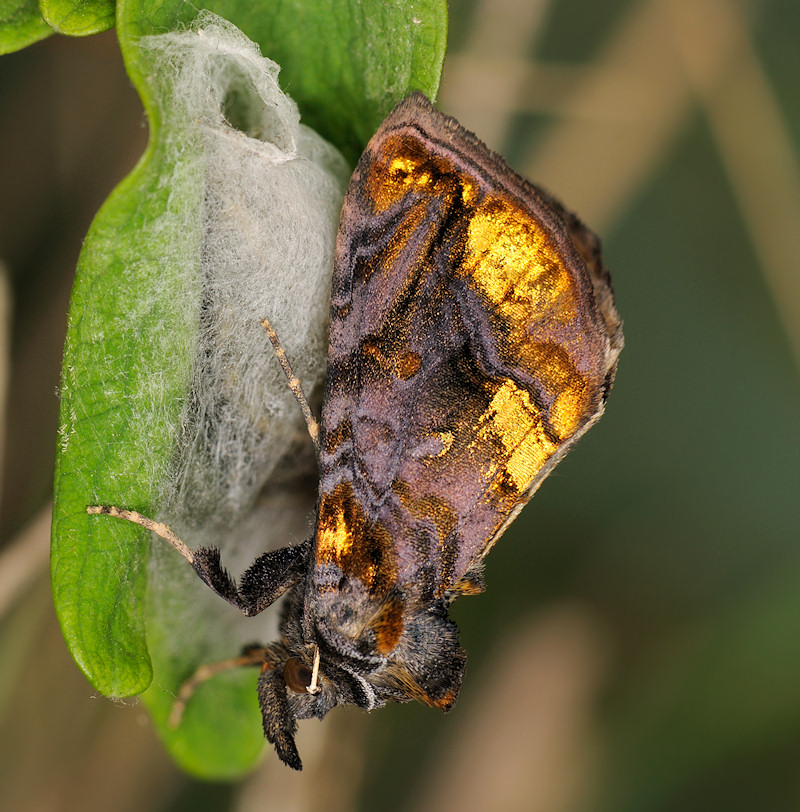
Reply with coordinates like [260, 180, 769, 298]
[1, 0, 799, 809]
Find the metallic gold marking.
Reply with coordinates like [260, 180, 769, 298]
[317, 487, 354, 560]
[316, 482, 397, 594]
[505, 424, 554, 491]
[433, 430, 454, 457]
[395, 350, 422, 379]
[367, 135, 459, 213]
[475, 380, 557, 494]
[550, 380, 590, 437]
[363, 340, 422, 381]
[461, 195, 575, 322]
[522, 343, 588, 437]
[460, 176, 478, 206]
[389, 154, 418, 178]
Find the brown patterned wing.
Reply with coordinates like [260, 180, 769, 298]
[314, 93, 622, 606]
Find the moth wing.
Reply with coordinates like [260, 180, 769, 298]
[316, 94, 622, 602]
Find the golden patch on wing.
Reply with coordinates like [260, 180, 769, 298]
[316, 482, 397, 595]
[523, 343, 591, 437]
[362, 337, 422, 381]
[366, 134, 463, 214]
[395, 350, 422, 380]
[316, 486, 354, 559]
[461, 194, 577, 323]
[471, 379, 557, 495]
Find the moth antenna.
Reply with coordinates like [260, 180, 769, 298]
[86, 506, 194, 564]
[306, 645, 321, 695]
[260, 317, 320, 454]
[168, 647, 269, 727]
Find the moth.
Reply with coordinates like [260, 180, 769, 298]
[90, 92, 622, 770]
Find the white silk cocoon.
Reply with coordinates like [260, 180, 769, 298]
[140, 16, 349, 536]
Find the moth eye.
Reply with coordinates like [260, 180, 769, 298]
[284, 657, 313, 693]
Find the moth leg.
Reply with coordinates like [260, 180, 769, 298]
[87, 505, 310, 616]
[87, 505, 195, 561]
[260, 317, 320, 454]
[169, 645, 268, 727]
[257, 654, 303, 770]
[235, 540, 310, 616]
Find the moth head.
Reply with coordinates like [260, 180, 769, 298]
[257, 595, 467, 769]
[256, 632, 389, 770]
[254, 649, 373, 770]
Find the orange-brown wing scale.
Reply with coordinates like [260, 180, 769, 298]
[313, 93, 622, 611]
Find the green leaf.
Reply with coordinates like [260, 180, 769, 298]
[0, 0, 52, 53]
[51, 88, 204, 697]
[52, 1, 447, 777]
[39, 0, 114, 36]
